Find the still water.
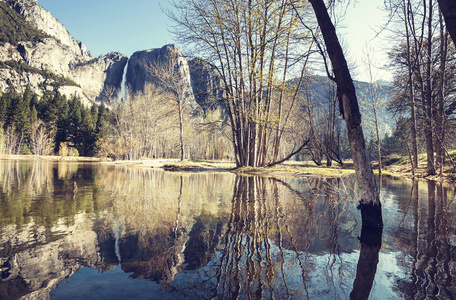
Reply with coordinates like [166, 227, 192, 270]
[0, 160, 455, 299]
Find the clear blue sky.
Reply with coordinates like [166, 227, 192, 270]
[38, 0, 174, 57]
[37, 0, 391, 82]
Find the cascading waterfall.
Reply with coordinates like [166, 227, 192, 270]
[118, 58, 129, 101]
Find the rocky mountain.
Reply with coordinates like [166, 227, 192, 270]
[0, 0, 222, 109]
[126, 45, 195, 104]
[303, 75, 394, 139]
[0, 0, 127, 106]
[0, 0, 394, 136]
[0, 0, 225, 110]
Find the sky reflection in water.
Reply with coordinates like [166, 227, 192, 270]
[0, 160, 455, 299]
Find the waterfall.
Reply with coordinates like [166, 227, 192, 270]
[119, 58, 129, 101]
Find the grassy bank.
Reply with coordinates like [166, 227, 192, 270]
[381, 152, 456, 182]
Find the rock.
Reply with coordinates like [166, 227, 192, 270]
[188, 58, 225, 110]
[0, 0, 225, 111]
[69, 52, 128, 103]
[0, 0, 125, 106]
[126, 45, 196, 107]
[18, 38, 80, 76]
[9, 0, 91, 61]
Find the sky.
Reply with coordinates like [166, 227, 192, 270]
[37, 0, 392, 82]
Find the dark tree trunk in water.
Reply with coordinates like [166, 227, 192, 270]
[309, 0, 383, 228]
[438, 0, 456, 45]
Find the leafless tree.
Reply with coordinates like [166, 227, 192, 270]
[29, 120, 54, 155]
[108, 85, 178, 160]
[168, 0, 315, 167]
[147, 46, 196, 161]
[4, 125, 24, 155]
[308, 0, 382, 228]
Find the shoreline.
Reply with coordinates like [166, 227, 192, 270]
[1, 154, 456, 183]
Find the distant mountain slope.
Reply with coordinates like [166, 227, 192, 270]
[301, 75, 394, 140]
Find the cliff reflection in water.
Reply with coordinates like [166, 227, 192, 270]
[0, 160, 455, 299]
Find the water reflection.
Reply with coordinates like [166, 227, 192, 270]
[350, 226, 382, 300]
[0, 160, 455, 299]
[390, 179, 456, 299]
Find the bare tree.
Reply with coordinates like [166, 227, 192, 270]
[168, 0, 315, 167]
[100, 85, 119, 105]
[108, 85, 178, 160]
[147, 46, 195, 161]
[0, 125, 5, 154]
[361, 44, 389, 174]
[29, 120, 54, 155]
[4, 125, 25, 155]
[308, 0, 383, 228]
[404, 0, 419, 173]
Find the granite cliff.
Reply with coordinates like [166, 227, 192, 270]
[0, 0, 129, 105]
[0, 0, 223, 109]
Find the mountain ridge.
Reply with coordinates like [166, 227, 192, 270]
[0, 0, 394, 139]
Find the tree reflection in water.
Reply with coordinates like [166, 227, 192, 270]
[350, 226, 382, 300]
[183, 175, 355, 299]
[389, 178, 456, 299]
[1, 161, 456, 299]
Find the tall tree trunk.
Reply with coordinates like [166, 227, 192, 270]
[436, 10, 448, 175]
[178, 100, 184, 161]
[374, 104, 382, 174]
[309, 0, 382, 228]
[404, 0, 419, 173]
[425, 0, 435, 175]
[437, 0, 456, 44]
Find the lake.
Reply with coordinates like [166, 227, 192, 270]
[0, 160, 455, 299]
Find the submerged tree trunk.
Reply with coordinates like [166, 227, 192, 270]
[309, 0, 382, 228]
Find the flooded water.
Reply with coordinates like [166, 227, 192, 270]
[0, 160, 455, 299]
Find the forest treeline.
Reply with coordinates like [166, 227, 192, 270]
[1, 0, 456, 174]
[0, 85, 231, 160]
[0, 80, 404, 164]
[0, 87, 108, 156]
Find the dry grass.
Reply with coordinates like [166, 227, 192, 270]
[381, 152, 456, 182]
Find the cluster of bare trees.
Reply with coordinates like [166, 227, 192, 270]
[303, 77, 347, 166]
[169, 0, 317, 167]
[100, 86, 178, 160]
[99, 84, 232, 161]
[388, 0, 456, 175]
[0, 122, 54, 156]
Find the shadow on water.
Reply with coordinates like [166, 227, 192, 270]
[0, 160, 456, 299]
